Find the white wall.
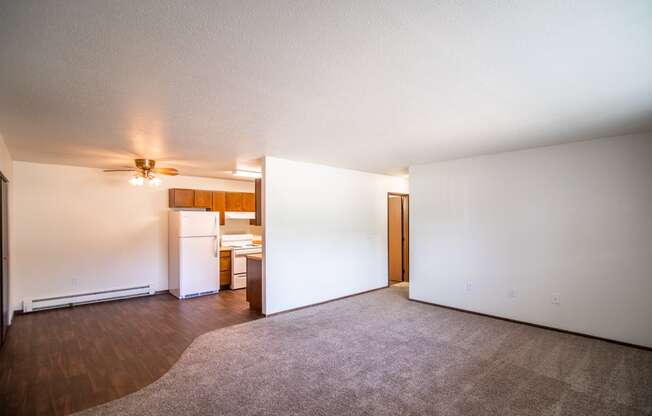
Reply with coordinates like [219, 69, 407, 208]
[11, 161, 254, 312]
[410, 132, 652, 347]
[263, 157, 408, 315]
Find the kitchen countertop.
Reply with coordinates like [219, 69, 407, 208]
[246, 254, 262, 261]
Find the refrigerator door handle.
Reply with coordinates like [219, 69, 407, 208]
[213, 215, 219, 257]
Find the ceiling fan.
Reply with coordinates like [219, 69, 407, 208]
[104, 158, 179, 186]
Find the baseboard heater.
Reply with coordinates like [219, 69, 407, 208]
[22, 285, 155, 313]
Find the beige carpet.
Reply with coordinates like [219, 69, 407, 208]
[79, 287, 652, 415]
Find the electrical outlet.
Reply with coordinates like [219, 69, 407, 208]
[508, 289, 516, 298]
[465, 281, 472, 292]
[552, 293, 560, 305]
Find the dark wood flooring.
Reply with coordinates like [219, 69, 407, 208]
[0, 289, 261, 416]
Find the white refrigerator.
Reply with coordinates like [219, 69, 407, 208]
[168, 211, 220, 299]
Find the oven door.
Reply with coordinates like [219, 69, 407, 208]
[233, 253, 248, 275]
[231, 248, 262, 290]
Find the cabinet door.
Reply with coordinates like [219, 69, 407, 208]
[194, 190, 212, 208]
[169, 189, 194, 208]
[225, 192, 243, 211]
[219, 251, 231, 287]
[220, 270, 231, 286]
[242, 193, 255, 212]
[212, 191, 226, 225]
[220, 254, 231, 272]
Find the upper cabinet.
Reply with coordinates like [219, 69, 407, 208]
[169, 189, 214, 209]
[194, 190, 213, 209]
[169, 188, 256, 215]
[225, 192, 244, 211]
[225, 192, 255, 212]
[242, 192, 255, 212]
[212, 191, 226, 225]
[169, 189, 195, 208]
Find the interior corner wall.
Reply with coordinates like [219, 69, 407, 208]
[0, 134, 12, 323]
[11, 161, 254, 313]
[409, 132, 652, 348]
[263, 157, 408, 315]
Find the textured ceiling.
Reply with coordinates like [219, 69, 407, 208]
[1, 0, 651, 177]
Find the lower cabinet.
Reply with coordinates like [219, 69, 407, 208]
[219, 250, 231, 288]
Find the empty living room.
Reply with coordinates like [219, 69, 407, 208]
[0, 1, 651, 415]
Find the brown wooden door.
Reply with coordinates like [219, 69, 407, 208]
[194, 190, 212, 209]
[242, 193, 255, 212]
[388, 195, 403, 283]
[169, 189, 194, 208]
[401, 196, 409, 282]
[212, 191, 226, 225]
[225, 192, 243, 211]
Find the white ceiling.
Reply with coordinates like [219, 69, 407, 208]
[1, 0, 651, 177]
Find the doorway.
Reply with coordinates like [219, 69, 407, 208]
[0, 172, 8, 346]
[388, 193, 408, 286]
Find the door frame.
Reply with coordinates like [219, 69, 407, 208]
[387, 192, 409, 286]
[0, 171, 8, 347]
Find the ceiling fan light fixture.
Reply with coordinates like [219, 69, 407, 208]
[129, 175, 145, 186]
[107, 159, 178, 185]
[147, 176, 161, 187]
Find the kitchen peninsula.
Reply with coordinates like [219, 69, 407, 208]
[246, 254, 262, 313]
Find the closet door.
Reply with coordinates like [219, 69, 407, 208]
[388, 195, 403, 282]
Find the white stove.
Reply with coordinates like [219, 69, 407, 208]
[220, 234, 262, 289]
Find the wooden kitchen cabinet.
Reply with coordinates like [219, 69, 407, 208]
[169, 189, 195, 208]
[225, 192, 255, 212]
[219, 250, 231, 288]
[220, 253, 231, 272]
[252, 179, 261, 225]
[220, 271, 231, 287]
[169, 188, 214, 209]
[242, 192, 255, 212]
[211, 191, 226, 225]
[225, 192, 243, 211]
[194, 190, 213, 208]
[170, 188, 255, 214]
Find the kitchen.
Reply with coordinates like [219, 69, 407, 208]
[168, 179, 264, 313]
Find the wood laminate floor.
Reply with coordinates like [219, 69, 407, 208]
[0, 290, 261, 416]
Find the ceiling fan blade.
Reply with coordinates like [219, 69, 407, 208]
[152, 167, 179, 176]
[103, 169, 137, 172]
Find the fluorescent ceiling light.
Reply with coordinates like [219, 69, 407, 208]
[232, 170, 262, 178]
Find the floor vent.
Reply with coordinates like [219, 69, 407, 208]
[23, 285, 154, 312]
